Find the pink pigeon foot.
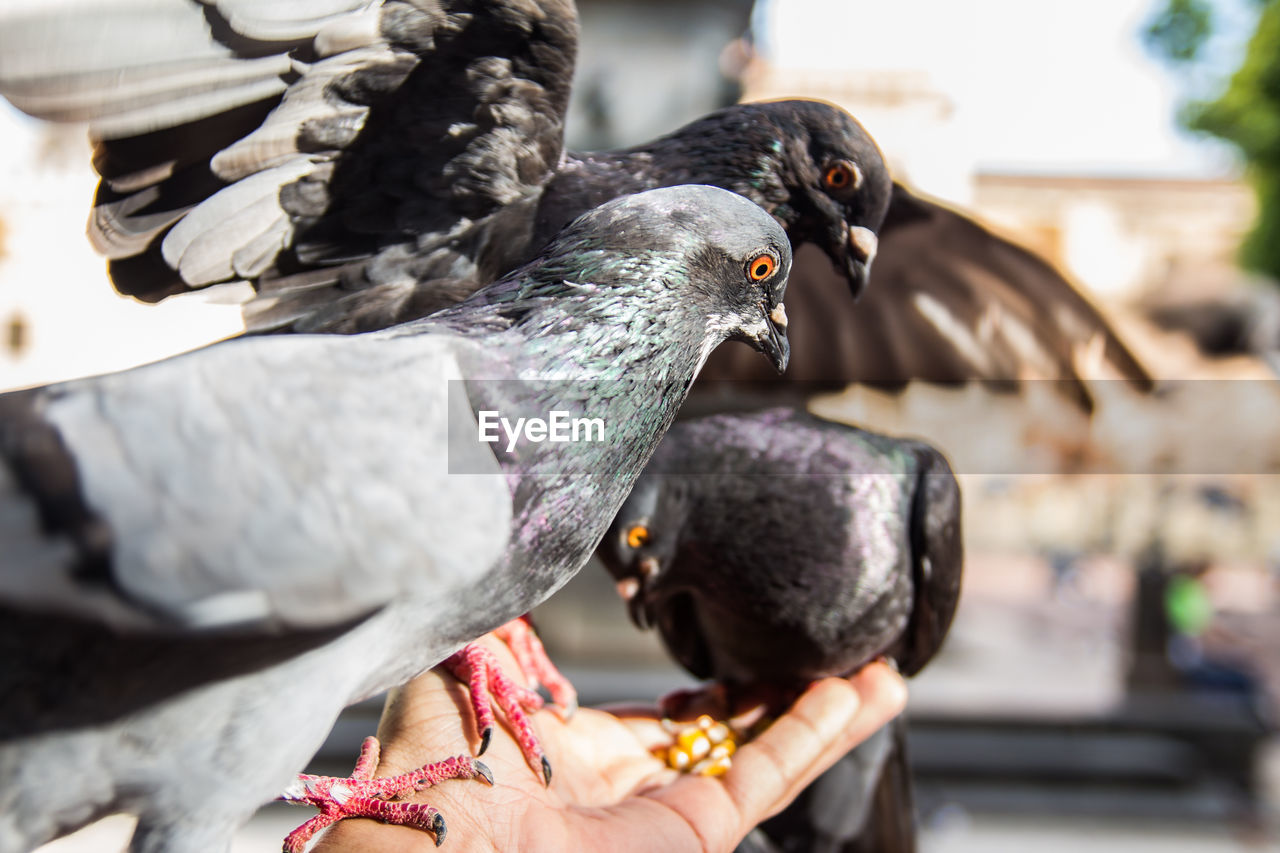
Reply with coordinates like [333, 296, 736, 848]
[280, 736, 491, 852]
[493, 615, 578, 717]
[441, 639, 551, 784]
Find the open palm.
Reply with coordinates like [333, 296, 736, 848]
[311, 634, 907, 853]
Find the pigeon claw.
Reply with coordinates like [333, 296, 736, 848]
[442, 636, 553, 784]
[493, 616, 579, 718]
[432, 813, 447, 847]
[280, 739, 488, 851]
[542, 756, 553, 786]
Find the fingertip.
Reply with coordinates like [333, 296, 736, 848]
[848, 660, 909, 717]
[792, 676, 865, 738]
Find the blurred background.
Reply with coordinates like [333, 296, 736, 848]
[9, 0, 1279, 850]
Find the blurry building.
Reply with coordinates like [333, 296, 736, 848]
[741, 56, 1254, 308]
[741, 0, 1256, 306]
[974, 172, 1254, 301]
[565, 0, 753, 150]
[0, 115, 243, 392]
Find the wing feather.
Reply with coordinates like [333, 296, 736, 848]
[0, 0, 579, 315]
[696, 183, 1152, 410]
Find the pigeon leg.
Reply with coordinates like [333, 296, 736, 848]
[280, 736, 492, 852]
[441, 639, 554, 785]
[493, 615, 578, 717]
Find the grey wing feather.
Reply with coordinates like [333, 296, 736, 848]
[841, 184, 1154, 408]
[0, 332, 511, 634]
[0, 0, 578, 322]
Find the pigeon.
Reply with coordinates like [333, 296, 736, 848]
[596, 407, 962, 852]
[0, 184, 793, 852]
[0, 0, 1149, 406]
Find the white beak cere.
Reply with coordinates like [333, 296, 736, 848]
[849, 225, 878, 265]
[615, 577, 640, 601]
[770, 303, 788, 330]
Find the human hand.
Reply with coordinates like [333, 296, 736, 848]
[312, 634, 907, 853]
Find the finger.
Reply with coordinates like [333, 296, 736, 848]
[724, 662, 906, 825]
[748, 662, 909, 811]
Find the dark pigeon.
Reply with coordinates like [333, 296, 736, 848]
[0, 0, 1149, 405]
[596, 407, 962, 852]
[0, 185, 792, 851]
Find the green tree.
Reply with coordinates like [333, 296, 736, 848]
[1146, 0, 1280, 282]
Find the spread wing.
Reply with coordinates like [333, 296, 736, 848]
[0, 0, 577, 331]
[697, 183, 1153, 411]
[0, 332, 510, 635]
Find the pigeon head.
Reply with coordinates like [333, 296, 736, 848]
[626, 99, 891, 301]
[598, 472, 687, 630]
[463, 185, 794, 375]
[581, 185, 793, 374]
[742, 100, 891, 300]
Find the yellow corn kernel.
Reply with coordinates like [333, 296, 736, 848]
[692, 755, 733, 777]
[676, 729, 711, 760]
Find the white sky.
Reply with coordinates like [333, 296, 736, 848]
[755, 0, 1245, 177]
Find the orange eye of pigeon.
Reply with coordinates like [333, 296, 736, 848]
[626, 524, 650, 549]
[747, 253, 776, 281]
[823, 161, 860, 193]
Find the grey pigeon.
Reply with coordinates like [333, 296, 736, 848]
[0, 0, 1148, 406]
[596, 408, 962, 853]
[0, 185, 792, 852]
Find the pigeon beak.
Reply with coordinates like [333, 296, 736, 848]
[754, 301, 790, 374]
[627, 591, 651, 629]
[615, 556, 660, 629]
[611, 573, 645, 627]
[843, 225, 878, 299]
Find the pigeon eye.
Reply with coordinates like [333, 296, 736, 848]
[747, 253, 777, 282]
[625, 524, 650, 549]
[823, 160, 862, 194]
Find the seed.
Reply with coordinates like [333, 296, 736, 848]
[706, 722, 731, 744]
[692, 755, 732, 777]
[676, 729, 711, 760]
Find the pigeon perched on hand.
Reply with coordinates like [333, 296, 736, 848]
[597, 408, 962, 852]
[0, 185, 792, 852]
[0, 0, 1146, 405]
